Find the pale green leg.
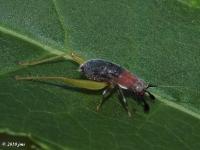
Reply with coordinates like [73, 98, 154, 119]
[15, 76, 108, 90]
[18, 52, 85, 66]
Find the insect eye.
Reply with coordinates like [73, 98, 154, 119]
[136, 86, 141, 90]
[135, 82, 145, 92]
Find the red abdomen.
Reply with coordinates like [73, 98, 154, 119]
[116, 71, 138, 89]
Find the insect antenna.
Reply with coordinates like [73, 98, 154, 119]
[147, 83, 157, 88]
[157, 85, 185, 88]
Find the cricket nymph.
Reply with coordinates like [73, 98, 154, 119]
[16, 53, 156, 117]
[80, 59, 156, 116]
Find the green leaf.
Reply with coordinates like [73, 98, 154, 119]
[0, 0, 200, 149]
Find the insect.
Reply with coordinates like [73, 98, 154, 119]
[16, 52, 156, 117]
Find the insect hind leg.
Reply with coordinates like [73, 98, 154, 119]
[18, 52, 85, 66]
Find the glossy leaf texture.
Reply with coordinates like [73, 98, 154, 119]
[0, 0, 200, 150]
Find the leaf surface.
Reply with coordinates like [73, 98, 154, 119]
[0, 0, 200, 149]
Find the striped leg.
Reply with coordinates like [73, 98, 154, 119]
[117, 86, 132, 117]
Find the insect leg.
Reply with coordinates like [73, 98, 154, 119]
[96, 85, 115, 112]
[70, 52, 85, 64]
[140, 97, 150, 112]
[18, 52, 84, 66]
[15, 76, 108, 90]
[117, 86, 132, 117]
[18, 53, 72, 66]
[146, 91, 155, 101]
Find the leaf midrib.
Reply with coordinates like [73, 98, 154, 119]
[0, 25, 65, 55]
[0, 25, 199, 120]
